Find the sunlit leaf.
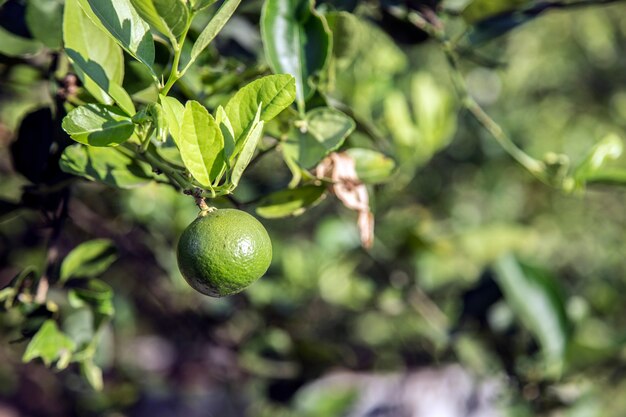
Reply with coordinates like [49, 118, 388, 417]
[60, 239, 117, 283]
[230, 105, 264, 188]
[159, 95, 184, 144]
[23, 320, 76, 368]
[190, 0, 217, 11]
[179, 100, 226, 188]
[215, 105, 236, 163]
[224, 74, 296, 147]
[79, 0, 156, 75]
[189, 0, 241, 65]
[130, 0, 189, 45]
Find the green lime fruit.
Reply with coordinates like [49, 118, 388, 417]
[176, 209, 272, 297]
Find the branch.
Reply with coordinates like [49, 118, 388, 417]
[394, 9, 551, 184]
[36, 190, 70, 303]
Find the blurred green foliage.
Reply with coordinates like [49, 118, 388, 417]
[1, 0, 626, 416]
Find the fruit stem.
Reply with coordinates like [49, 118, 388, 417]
[195, 196, 212, 213]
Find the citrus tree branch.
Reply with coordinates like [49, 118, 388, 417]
[394, 9, 550, 184]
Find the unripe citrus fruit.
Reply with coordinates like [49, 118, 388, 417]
[176, 209, 272, 297]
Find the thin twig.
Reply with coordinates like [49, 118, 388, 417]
[395, 9, 550, 184]
[36, 190, 69, 303]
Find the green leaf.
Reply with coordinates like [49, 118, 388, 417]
[130, 0, 190, 45]
[0, 27, 43, 57]
[25, 0, 64, 49]
[493, 254, 570, 376]
[580, 168, 626, 186]
[148, 102, 167, 142]
[409, 74, 457, 153]
[190, 0, 217, 11]
[62, 104, 135, 147]
[230, 105, 264, 188]
[159, 95, 184, 143]
[345, 148, 396, 184]
[62, 308, 95, 348]
[60, 144, 153, 188]
[179, 100, 226, 188]
[23, 320, 76, 368]
[293, 382, 358, 417]
[261, 0, 331, 110]
[283, 107, 355, 169]
[80, 0, 156, 75]
[60, 239, 118, 283]
[64, 0, 135, 115]
[461, 0, 529, 24]
[189, 0, 242, 66]
[216, 105, 236, 163]
[81, 360, 104, 391]
[384, 73, 457, 164]
[256, 185, 326, 219]
[224, 74, 296, 146]
[574, 133, 623, 188]
[71, 279, 115, 321]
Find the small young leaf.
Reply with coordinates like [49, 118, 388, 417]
[62, 104, 135, 147]
[225, 74, 296, 143]
[189, 0, 242, 65]
[148, 103, 168, 142]
[345, 148, 396, 184]
[130, 0, 190, 45]
[230, 105, 264, 187]
[216, 105, 236, 163]
[81, 360, 104, 391]
[80, 0, 156, 75]
[574, 133, 623, 188]
[71, 280, 115, 321]
[25, 0, 64, 49]
[60, 144, 153, 189]
[283, 107, 355, 169]
[159, 95, 184, 143]
[256, 185, 326, 219]
[261, 0, 332, 110]
[60, 239, 118, 283]
[23, 320, 76, 367]
[493, 254, 570, 376]
[179, 101, 226, 188]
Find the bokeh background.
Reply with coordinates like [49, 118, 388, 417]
[1, 0, 626, 416]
